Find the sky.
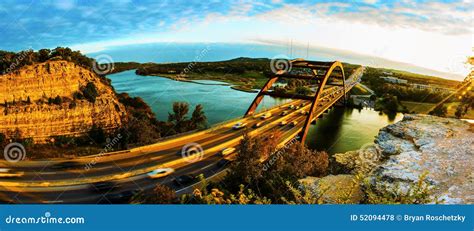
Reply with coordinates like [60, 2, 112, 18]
[0, 0, 472, 80]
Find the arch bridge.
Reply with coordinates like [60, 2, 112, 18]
[245, 59, 363, 142]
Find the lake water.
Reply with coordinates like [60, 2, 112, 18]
[108, 70, 403, 154]
[109, 70, 291, 125]
[305, 107, 402, 153]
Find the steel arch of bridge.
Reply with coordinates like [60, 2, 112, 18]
[244, 59, 346, 143]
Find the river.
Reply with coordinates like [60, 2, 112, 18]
[108, 70, 403, 154]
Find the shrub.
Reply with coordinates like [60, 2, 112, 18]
[429, 104, 447, 117]
[73, 91, 84, 100]
[0, 133, 6, 146]
[88, 125, 106, 144]
[363, 172, 439, 204]
[131, 184, 176, 204]
[53, 95, 62, 105]
[276, 143, 329, 178]
[82, 82, 99, 103]
[182, 176, 271, 205]
[53, 135, 76, 147]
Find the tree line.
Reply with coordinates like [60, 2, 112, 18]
[135, 57, 273, 76]
[0, 47, 95, 75]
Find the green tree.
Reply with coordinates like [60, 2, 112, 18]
[429, 104, 447, 117]
[377, 94, 400, 113]
[384, 95, 399, 112]
[454, 92, 473, 119]
[217, 132, 330, 203]
[224, 132, 281, 194]
[168, 102, 189, 133]
[125, 116, 160, 145]
[38, 49, 51, 62]
[227, 133, 270, 185]
[273, 86, 287, 94]
[295, 86, 311, 95]
[274, 142, 329, 178]
[190, 104, 207, 129]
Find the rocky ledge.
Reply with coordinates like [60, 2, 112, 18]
[307, 114, 473, 204]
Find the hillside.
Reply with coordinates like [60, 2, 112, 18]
[0, 60, 127, 143]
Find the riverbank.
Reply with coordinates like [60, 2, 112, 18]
[146, 73, 260, 92]
[141, 72, 265, 92]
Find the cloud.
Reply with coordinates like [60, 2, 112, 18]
[51, 0, 76, 10]
[363, 0, 378, 4]
[0, 0, 471, 79]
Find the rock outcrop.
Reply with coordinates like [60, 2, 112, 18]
[0, 61, 126, 143]
[299, 174, 364, 204]
[334, 114, 474, 204]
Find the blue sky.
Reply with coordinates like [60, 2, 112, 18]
[0, 0, 472, 79]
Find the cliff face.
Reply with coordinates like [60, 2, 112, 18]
[0, 60, 127, 142]
[334, 114, 474, 204]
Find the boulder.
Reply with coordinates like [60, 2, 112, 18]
[335, 114, 474, 204]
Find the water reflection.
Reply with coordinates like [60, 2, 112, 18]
[305, 107, 403, 154]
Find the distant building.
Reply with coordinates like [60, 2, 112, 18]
[380, 76, 408, 84]
[410, 83, 454, 93]
[410, 83, 429, 90]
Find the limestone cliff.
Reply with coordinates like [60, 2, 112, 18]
[0, 60, 127, 142]
[334, 114, 474, 204]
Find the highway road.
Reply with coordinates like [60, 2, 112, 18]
[0, 67, 364, 204]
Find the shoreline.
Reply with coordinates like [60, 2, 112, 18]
[143, 73, 230, 86]
[230, 86, 259, 93]
[134, 71, 260, 93]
